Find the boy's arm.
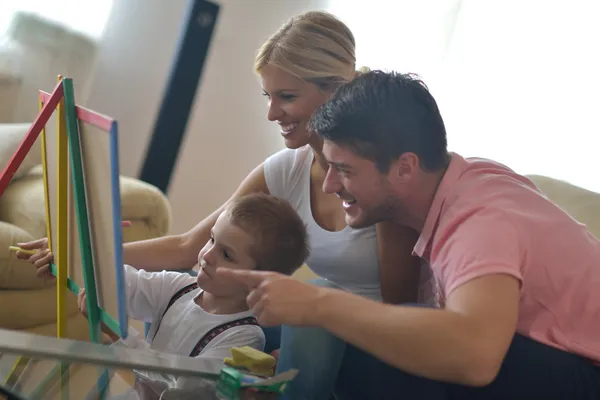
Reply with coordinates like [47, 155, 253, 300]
[111, 326, 152, 350]
[92, 265, 195, 341]
[78, 288, 135, 343]
[123, 264, 195, 322]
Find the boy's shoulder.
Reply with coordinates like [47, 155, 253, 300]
[153, 271, 200, 309]
[159, 270, 198, 290]
[125, 265, 198, 299]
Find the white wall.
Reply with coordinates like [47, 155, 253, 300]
[330, 0, 600, 194]
[83, 0, 328, 234]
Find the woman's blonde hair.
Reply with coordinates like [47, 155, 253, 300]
[255, 11, 368, 90]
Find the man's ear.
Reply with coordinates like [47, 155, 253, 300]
[392, 152, 419, 183]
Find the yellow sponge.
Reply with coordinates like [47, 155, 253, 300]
[224, 346, 276, 376]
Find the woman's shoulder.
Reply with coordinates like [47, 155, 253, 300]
[264, 145, 312, 199]
[264, 145, 312, 170]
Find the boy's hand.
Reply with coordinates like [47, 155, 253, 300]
[77, 288, 119, 342]
[16, 238, 54, 280]
[77, 288, 89, 319]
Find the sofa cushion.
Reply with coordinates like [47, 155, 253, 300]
[24, 312, 91, 342]
[0, 221, 49, 289]
[0, 285, 80, 329]
[0, 123, 41, 182]
[0, 165, 172, 242]
[0, 168, 48, 240]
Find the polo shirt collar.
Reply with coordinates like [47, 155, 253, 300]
[413, 152, 467, 257]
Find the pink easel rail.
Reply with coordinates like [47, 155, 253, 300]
[0, 81, 65, 198]
[38, 90, 114, 132]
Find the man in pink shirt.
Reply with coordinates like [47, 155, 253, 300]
[218, 70, 600, 399]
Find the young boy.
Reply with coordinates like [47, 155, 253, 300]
[76, 193, 309, 383]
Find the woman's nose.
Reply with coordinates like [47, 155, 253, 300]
[267, 101, 284, 121]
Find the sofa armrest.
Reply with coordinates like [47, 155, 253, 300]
[0, 168, 48, 239]
[119, 176, 172, 242]
[0, 165, 172, 242]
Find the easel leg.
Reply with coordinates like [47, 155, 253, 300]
[62, 77, 110, 398]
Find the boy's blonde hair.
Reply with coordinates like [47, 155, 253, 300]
[227, 193, 309, 275]
[255, 11, 369, 91]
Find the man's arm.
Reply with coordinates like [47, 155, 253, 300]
[224, 268, 520, 387]
[219, 213, 523, 386]
[315, 273, 520, 386]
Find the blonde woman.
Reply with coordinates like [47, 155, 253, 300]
[20, 11, 431, 399]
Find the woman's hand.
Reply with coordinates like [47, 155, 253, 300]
[15, 238, 54, 280]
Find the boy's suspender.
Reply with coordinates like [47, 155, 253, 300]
[152, 282, 259, 357]
[189, 316, 258, 357]
[151, 282, 199, 341]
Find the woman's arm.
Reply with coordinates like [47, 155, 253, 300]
[375, 221, 421, 304]
[19, 164, 269, 274]
[123, 163, 269, 271]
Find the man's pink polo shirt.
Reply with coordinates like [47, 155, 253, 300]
[414, 153, 600, 364]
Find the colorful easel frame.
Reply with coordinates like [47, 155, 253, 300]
[0, 77, 127, 341]
[39, 85, 128, 340]
[0, 77, 127, 398]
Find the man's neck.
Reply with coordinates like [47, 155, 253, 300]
[392, 164, 449, 233]
[195, 291, 249, 315]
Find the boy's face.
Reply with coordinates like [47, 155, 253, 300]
[196, 210, 257, 297]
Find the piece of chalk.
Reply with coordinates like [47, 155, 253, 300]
[121, 220, 132, 227]
[8, 246, 36, 256]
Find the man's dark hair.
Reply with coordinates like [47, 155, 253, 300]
[308, 70, 448, 172]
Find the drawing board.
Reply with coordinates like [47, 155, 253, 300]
[40, 81, 127, 339]
[76, 106, 127, 338]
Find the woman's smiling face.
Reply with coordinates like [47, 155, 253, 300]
[260, 64, 333, 149]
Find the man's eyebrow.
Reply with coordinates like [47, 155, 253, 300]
[329, 161, 352, 170]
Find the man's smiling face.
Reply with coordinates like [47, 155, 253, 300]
[321, 139, 400, 229]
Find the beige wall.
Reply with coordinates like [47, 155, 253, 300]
[0, 13, 97, 124]
[83, 0, 328, 235]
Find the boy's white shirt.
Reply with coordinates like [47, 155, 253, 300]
[112, 265, 265, 391]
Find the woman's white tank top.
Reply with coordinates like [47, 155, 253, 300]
[264, 146, 383, 301]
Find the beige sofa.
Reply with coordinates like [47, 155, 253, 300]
[0, 125, 172, 341]
[527, 175, 600, 237]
